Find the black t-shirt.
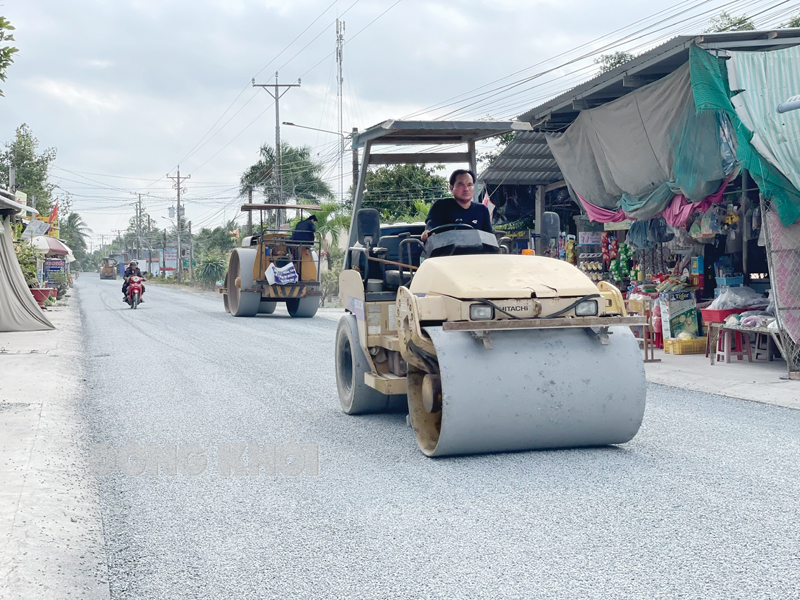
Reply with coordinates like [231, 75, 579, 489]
[292, 218, 316, 242]
[124, 267, 142, 278]
[426, 198, 493, 233]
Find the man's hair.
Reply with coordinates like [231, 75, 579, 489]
[308, 215, 318, 222]
[449, 169, 476, 187]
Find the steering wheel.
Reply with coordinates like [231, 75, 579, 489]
[427, 223, 476, 236]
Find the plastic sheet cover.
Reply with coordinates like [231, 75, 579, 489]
[0, 215, 54, 332]
[546, 62, 727, 218]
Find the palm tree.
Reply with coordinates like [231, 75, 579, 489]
[60, 212, 92, 265]
[311, 202, 351, 269]
[240, 143, 334, 226]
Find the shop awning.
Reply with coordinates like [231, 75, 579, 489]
[31, 235, 72, 257]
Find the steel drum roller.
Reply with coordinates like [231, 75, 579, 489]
[408, 325, 646, 457]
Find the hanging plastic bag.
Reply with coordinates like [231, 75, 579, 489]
[627, 220, 654, 249]
[647, 216, 674, 243]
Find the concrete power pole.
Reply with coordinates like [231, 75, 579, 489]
[252, 73, 301, 229]
[188, 221, 194, 281]
[336, 19, 345, 204]
[167, 167, 190, 282]
[352, 127, 359, 198]
[247, 186, 253, 236]
[136, 194, 143, 261]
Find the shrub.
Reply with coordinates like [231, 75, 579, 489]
[196, 253, 227, 285]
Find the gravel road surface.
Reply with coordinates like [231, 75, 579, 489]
[77, 275, 800, 599]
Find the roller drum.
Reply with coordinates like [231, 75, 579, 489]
[409, 326, 646, 457]
[227, 248, 260, 317]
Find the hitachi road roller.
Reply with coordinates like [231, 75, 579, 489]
[333, 120, 647, 457]
[222, 203, 322, 318]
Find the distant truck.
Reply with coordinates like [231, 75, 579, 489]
[99, 257, 118, 280]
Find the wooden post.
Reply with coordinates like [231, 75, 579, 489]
[534, 185, 545, 255]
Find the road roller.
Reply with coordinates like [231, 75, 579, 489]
[222, 203, 322, 318]
[333, 120, 647, 457]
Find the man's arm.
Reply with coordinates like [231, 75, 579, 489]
[422, 201, 443, 242]
[479, 204, 494, 234]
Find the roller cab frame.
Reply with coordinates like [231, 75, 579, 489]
[222, 203, 323, 318]
[335, 120, 648, 457]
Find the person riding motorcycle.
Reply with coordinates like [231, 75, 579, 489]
[122, 261, 145, 302]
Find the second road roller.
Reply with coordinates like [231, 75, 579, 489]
[333, 120, 647, 457]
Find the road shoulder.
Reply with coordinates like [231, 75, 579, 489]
[0, 293, 109, 600]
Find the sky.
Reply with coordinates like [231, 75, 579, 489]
[2, 0, 798, 248]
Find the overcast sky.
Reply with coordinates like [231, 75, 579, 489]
[2, 0, 793, 245]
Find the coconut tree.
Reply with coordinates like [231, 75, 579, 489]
[60, 211, 92, 264]
[240, 142, 333, 202]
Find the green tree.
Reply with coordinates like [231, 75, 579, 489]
[595, 51, 635, 73]
[783, 14, 800, 28]
[705, 11, 755, 32]
[287, 202, 351, 269]
[362, 164, 449, 221]
[194, 220, 240, 256]
[479, 131, 515, 169]
[60, 212, 92, 266]
[240, 142, 333, 203]
[0, 16, 18, 97]
[0, 124, 57, 214]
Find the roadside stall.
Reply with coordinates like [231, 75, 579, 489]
[505, 31, 800, 380]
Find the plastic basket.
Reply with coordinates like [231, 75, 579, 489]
[699, 307, 748, 324]
[715, 275, 743, 287]
[664, 337, 707, 355]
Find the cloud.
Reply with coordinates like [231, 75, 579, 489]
[28, 78, 128, 113]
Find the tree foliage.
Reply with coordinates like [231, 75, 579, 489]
[60, 212, 92, 267]
[0, 124, 57, 214]
[479, 131, 515, 170]
[362, 164, 449, 221]
[194, 220, 240, 256]
[240, 142, 333, 203]
[595, 52, 635, 73]
[705, 11, 755, 32]
[0, 16, 18, 97]
[783, 14, 800, 28]
[196, 252, 227, 284]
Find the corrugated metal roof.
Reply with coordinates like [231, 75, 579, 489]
[518, 29, 800, 129]
[480, 131, 561, 186]
[480, 29, 800, 189]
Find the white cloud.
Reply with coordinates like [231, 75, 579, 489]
[28, 78, 128, 113]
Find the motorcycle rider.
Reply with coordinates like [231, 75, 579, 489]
[122, 261, 145, 302]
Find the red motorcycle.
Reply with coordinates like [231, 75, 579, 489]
[126, 275, 146, 309]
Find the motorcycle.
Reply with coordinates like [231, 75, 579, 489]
[126, 275, 146, 309]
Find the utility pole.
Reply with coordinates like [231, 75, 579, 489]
[167, 166, 190, 282]
[352, 127, 359, 200]
[247, 186, 253, 236]
[336, 19, 345, 204]
[188, 221, 194, 281]
[136, 193, 143, 262]
[253, 73, 301, 229]
[99, 234, 105, 256]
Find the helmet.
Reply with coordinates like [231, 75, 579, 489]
[129, 261, 137, 266]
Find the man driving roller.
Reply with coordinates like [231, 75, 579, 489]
[421, 169, 492, 242]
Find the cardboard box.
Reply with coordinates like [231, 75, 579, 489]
[659, 290, 699, 339]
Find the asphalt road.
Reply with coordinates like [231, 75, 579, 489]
[77, 275, 800, 599]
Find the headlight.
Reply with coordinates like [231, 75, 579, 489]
[469, 304, 494, 320]
[575, 300, 598, 316]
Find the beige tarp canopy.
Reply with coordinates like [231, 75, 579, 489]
[0, 189, 54, 332]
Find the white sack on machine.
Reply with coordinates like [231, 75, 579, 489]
[265, 263, 299, 285]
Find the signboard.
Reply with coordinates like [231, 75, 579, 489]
[578, 232, 602, 245]
[22, 219, 50, 239]
[43, 258, 66, 284]
[604, 220, 634, 231]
